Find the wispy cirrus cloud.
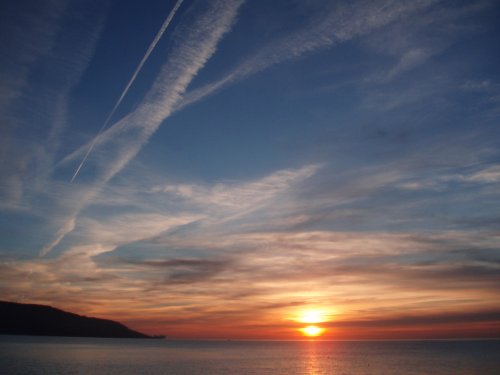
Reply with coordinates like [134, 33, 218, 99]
[0, 163, 322, 306]
[364, 0, 492, 81]
[42, 0, 246, 256]
[48, 1, 456, 255]
[70, 0, 186, 183]
[0, 0, 67, 209]
[396, 163, 500, 191]
[3, 150, 499, 337]
[176, 0, 439, 111]
[61, 0, 438, 166]
[152, 164, 319, 214]
[0, 1, 66, 111]
[0, 0, 108, 211]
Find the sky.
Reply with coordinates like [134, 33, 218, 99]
[1, 0, 500, 340]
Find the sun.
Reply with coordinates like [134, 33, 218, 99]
[295, 309, 328, 337]
[301, 325, 325, 337]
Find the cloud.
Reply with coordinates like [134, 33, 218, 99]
[396, 163, 500, 192]
[39, 217, 76, 257]
[106, 228, 500, 295]
[152, 164, 319, 213]
[0, 1, 66, 110]
[464, 165, 500, 183]
[71, 0, 186, 183]
[461, 80, 493, 92]
[113, 257, 232, 285]
[51, 0, 479, 257]
[77, 213, 202, 249]
[329, 309, 500, 331]
[364, 0, 492, 82]
[0, 0, 67, 208]
[3, 219, 500, 337]
[176, 0, 438, 112]
[0, 0, 108, 211]
[385, 47, 435, 79]
[42, 0, 245, 256]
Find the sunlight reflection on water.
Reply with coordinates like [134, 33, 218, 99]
[0, 336, 499, 374]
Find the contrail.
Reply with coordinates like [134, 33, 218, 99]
[70, 0, 185, 183]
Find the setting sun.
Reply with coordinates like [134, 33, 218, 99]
[295, 309, 328, 337]
[301, 325, 325, 337]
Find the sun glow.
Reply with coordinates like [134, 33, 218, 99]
[301, 325, 325, 337]
[299, 310, 325, 324]
[296, 309, 328, 337]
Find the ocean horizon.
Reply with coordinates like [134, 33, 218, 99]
[1, 335, 499, 374]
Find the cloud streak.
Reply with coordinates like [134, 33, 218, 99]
[41, 0, 245, 256]
[0, 1, 108, 214]
[58, 0, 437, 169]
[39, 217, 75, 257]
[0, 1, 68, 208]
[70, 0, 186, 183]
[175, 0, 438, 111]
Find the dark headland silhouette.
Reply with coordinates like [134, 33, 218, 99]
[0, 300, 156, 338]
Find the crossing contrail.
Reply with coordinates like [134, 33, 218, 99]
[70, 0, 185, 183]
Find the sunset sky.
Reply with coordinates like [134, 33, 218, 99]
[1, 0, 500, 340]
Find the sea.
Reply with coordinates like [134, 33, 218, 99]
[0, 336, 499, 374]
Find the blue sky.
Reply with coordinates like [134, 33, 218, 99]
[1, 0, 500, 339]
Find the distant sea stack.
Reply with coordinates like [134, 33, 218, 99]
[0, 301, 151, 338]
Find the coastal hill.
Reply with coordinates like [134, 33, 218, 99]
[0, 300, 151, 338]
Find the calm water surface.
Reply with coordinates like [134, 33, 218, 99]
[1, 336, 499, 374]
